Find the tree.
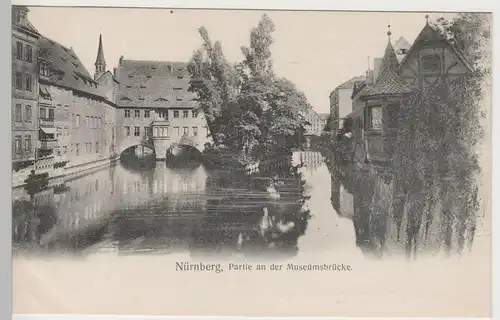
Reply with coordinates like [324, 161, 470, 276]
[391, 13, 490, 256]
[188, 14, 310, 162]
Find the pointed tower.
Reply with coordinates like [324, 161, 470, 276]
[94, 34, 106, 80]
[360, 25, 412, 167]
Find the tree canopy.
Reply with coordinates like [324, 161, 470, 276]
[187, 14, 311, 161]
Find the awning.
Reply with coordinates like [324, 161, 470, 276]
[40, 127, 57, 134]
[39, 84, 52, 98]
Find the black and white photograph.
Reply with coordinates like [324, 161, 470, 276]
[10, 5, 492, 318]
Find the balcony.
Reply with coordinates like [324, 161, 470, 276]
[39, 139, 58, 150]
[39, 118, 55, 127]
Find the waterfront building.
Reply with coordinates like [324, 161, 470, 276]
[348, 19, 473, 170]
[113, 55, 211, 159]
[37, 34, 118, 180]
[328, 75, 366, 132]
[303, 107, 327, 136]
[11, 6, 40, 185]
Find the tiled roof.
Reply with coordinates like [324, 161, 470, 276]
[116, 59, 197, 109]
[398, 22, 473, 73]
[361, 38, 412, 99]
[39, 36, 106, 99]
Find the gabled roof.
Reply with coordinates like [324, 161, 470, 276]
[361, 35, 412, 99]
[39, 36, 106, 99]
[398, 21, 474, 73]
[116, 59, 197, 108]
[329, 75, 366, 97]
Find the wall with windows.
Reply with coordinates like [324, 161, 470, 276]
[11, 7, 39, 164]
[116, 105, 210, 155]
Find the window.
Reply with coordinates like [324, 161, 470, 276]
[48, 108, 54, 119]
[96, 142, 99, 153]
[124, 109, 131, 118]
[183, 126, 189, 136]
[367, 105, 383, 130]
[14, 136, 22, 153]
[421, 54, 441, 73]
[56, 126, 62, 137]
[135, 109, 141, 118]
[15, 104, 22, 122]
[192, 110, 198, 118]
[15, 72, 23, 89]
[387, 104, 399, 129]
[25, 74, 32, 91]
[173, 110, 179, 118]
[24, 135, 31, 151]
[64, 105, 69, 113]
[159, 111, 168, 119]
[75, 115, 80, 128]
[192, 126, 198, 136]
[174, 127, 180, 136]
[134, 126, 140, 136]
[16, 42, 23, 60]
[64, 126, 69, 136]
[144, 126, 150, 137]
[144, 110, 150, 118]
[125, 126, 131, 136]
[25, 45, 32, 63]
[76, 143, 80, 156]
[86, 116, 90, 128]
[164, 126, 169, 136]
[63, 146, 67, 154]
[183, 110, 189, 118]
[40, 107, 46, 119]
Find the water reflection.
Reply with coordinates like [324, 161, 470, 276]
[12, 152, 314, 258]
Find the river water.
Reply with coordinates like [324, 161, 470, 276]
[12, 150, 366, 259]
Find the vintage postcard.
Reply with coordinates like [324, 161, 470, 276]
[11, 5, 492, 318]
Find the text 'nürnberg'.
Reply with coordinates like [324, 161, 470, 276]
[175, 262, 353, 273]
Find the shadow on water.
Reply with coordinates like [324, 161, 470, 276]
[13, 150, 311, 259]
[320, 139, 479, 259]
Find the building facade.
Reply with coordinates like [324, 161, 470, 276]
[12, 6, 40, 185]
[346, 19, 473, 172]
[303, 107, 327, 136]
[37, 35, 118, 179]
[328, 75, 366, 132]
[114, 56, 210, 159]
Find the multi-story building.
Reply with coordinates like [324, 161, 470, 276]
[348, 19, 473, 171]
[37, 34, 118, 178]
[114, 55, 210, 159]
[11, 6, 40, 185]
[328, 75, 366, 132]
[303, 107, 327, 136]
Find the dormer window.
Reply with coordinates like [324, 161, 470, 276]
[421, 54, 441, 73]
[167, 66, 172, 72]
[140, 85, 146, 88]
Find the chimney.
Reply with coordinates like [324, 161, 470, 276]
[113, 67, 117, 77]
[119, 55, 124, 66]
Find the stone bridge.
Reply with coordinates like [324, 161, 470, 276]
[117, 128, 210, 160]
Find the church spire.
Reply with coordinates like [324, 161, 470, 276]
[94, 33, 106, 80]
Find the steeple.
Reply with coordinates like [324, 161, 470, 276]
[94, 33, 106, 80]
[361, 25, 412, 99]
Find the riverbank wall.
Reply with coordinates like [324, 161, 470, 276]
[12, 156, 120, 190]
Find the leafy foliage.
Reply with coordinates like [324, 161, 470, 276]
[188, 14, 311, 162]
[391, 13, 489, 254]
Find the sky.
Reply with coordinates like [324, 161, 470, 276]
[27, 7, 456, 114]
